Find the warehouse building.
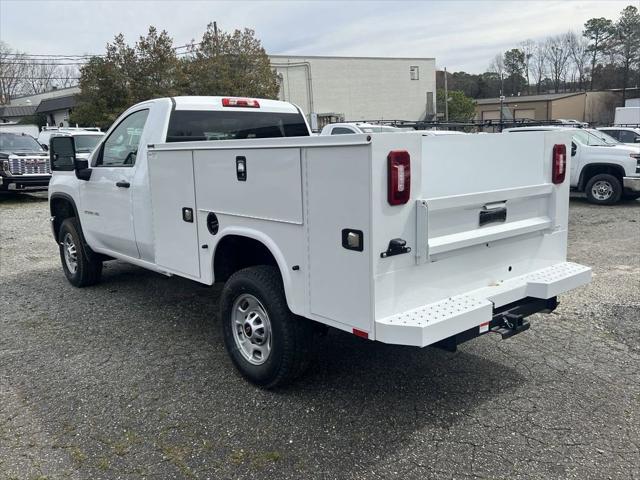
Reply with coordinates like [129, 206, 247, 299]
[270, 55, 437, 130]
[475, 91, 622, 125]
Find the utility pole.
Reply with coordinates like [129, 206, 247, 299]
[444, 67, 449, 123]
[213, 21, 219, 55]
[499, 72, 505, 132]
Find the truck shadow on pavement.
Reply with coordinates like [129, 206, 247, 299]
[0, 191, 48, 204]
[3, 261, 528, 477]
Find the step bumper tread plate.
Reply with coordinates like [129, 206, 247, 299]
[375, 261, 591, 347]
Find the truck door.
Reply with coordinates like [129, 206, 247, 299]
[79, 109, 150, 258]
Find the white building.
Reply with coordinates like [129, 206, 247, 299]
[270, 55, 436, 130]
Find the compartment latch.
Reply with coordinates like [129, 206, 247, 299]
[380, 238, 411, 258]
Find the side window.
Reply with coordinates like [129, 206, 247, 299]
[97, 109, 149, 167]
[619, 130, 635, 143]
[331, 127, 356, 135]
[605, 130, 621, 141]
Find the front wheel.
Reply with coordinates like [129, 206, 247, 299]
[220, 266, 313, 388]
[58, 218, 103, 287]
[585, 174, 622, 205]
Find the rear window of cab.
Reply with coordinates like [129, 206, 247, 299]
[166, 110, 310, 142]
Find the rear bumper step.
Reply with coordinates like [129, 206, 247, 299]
[375, 262, 590, 347]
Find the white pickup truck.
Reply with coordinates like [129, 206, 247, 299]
[505, 126, 640, 204]
[48, 96, 591, 388]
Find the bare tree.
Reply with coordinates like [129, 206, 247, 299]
[531, 42, 547, 93]
[566, 31, 590, 91]
[519, 39, 536, 94]
[488, 53, 505, 77]
[0, 41, 28, 103]
[545, 34, 571, 92]
[24, 61, 59, 94]
[57, 65, 79, 89]
[488, 53, 505, 96]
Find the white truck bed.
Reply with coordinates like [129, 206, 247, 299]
[146, 131, 590, 347]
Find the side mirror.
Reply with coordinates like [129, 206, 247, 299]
[50, 136, 75, 171]
[571, 142, 577, 157]
[41, 144, 49, 151]
[50, 136, 91, 180]
[634, 137, 640, 144]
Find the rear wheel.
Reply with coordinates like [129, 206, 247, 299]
[220, 265, 313, 388]
[58, 218, 103, 287]
[585, 174, 622, 205]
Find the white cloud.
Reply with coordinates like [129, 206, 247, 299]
[0, 0, 631, 73]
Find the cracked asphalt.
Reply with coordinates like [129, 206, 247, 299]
[1, 192, 639, 480]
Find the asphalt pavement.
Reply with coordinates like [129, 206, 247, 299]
[0, 192, 638, 480]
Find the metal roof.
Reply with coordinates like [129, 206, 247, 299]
[0, 105, 38, 118]
[36, 94, 77, 113]
[475, 92, 584, 105]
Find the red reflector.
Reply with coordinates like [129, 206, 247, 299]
[552, 144, 566, 184]
[353, 328, 369, 339]
[387, 150, 411, 205]
[222, 97, 260, 108]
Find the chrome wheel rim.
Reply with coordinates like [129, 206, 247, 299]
[592, 180, 613, 201]
[232, 294, 272, 365]
[62, 232, 78, 274]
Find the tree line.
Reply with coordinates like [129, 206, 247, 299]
[73, 24, 278, 128]
[444, 5, 640, 101]
[1, 23, 278, 129]
[0, 42, 79, 103]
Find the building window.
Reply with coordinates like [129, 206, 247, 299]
[410, 66, 419, 80]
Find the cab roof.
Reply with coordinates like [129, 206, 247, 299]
[172, 96, 300, 114]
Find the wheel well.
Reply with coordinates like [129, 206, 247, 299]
[579, 164, 625, 190]
[50, 196, 77, 240]
[214, 235, 279, 283]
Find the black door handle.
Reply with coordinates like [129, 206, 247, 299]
[115, 181, 130, 188]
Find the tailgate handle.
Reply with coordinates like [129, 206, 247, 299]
[479, 203, 507, 226]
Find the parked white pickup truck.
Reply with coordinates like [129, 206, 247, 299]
[505, 126, 640, 204]
[48, 96, 591, 388]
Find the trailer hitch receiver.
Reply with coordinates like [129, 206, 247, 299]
[491, 312, 530, 339]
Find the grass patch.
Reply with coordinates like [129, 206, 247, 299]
[161, 444, 195, 478]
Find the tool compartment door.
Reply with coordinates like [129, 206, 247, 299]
[148, 149, 201, 279]
[305, 144, 373, 331]
[193, 147, 302, 224]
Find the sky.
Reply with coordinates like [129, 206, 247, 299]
[0, 0, 631, 73]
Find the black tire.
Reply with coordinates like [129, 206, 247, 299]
[585, 174, 622, 205]
[220, 265, 313, 388]
[58, 217, 103, 287]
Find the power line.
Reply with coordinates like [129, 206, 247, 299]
[2, 62, 85, 66]
[0, 76, 81, 80]
[2, 53, 102, 58]
[1, 43, 195, 59]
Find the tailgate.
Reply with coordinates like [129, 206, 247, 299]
[372, 130, 575, 324]
[416, 132, 566, 262]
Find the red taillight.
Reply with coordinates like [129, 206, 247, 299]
[221, 97, 260, 108]
[387, 150, 411, 205]
[552, 144, 566, 184]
